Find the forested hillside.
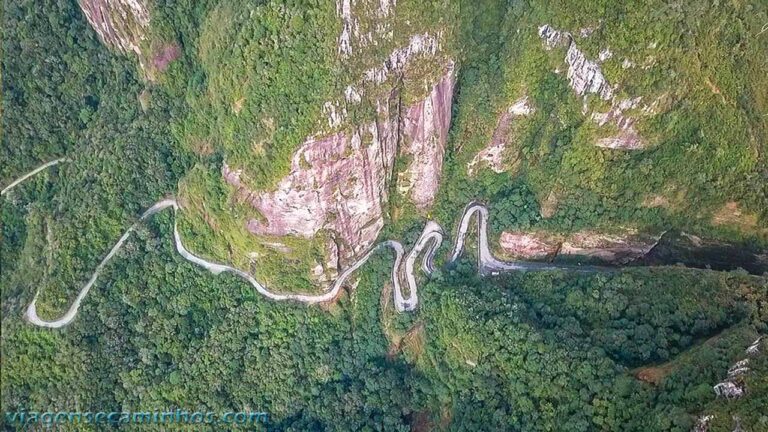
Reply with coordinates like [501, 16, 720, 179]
[2, 0, 767, 431]
[433, 0, 768, 242]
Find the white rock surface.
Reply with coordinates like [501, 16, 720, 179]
[693, 415, 714, 432]
[538, 25, 613, 100]
[599, 48, 613, 62]
[337, 0, 353, 56]
[565, 43, 614, 100]
[79, 0, 149, 56]
[746, 337, 762, 355]
[363, 33, 440, 85]
[714, 381, 745, 399]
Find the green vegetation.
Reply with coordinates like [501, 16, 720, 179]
[435, 0, 767, 247]
[2, 0, 192, 317]
[176, 165, 332, 293]
[179, 0, 339, 185]
[171, 0, 458, 290]
[418, 263, 767, 431]
[2, 218, 766, 430]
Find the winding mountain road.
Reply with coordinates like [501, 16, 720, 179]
[1, 158, 619, 329]
[23, 198, 614, 328]
[1, 158, 69, 196]
[452, 202, 611, 274]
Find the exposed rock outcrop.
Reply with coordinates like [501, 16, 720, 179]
[592, 96, 646, 149]
[498, 229, 661, 264]
[224, 112, 397, 262]
[397, 65, 455, 209]
[712, 336, 764, 400]
[323, 30, 444, 129]
[539, 25, 613, 100]
[467, 96, 533, 175]
[79, 0, 180, 79]
[539, 25, 568, 50]
[726, 359, 751, 378]
[363, 33, 440, 85]
[564, 42, 614, 100]
[337, 0, 353, 57]
[693, 415, 714, 432]
[539, 24, 660, 150]
[595, 129, 645, 150]
[560, 231, 659, 262]
[499, 232, 558, 259]
[225, 66, 455, 266]
[694, 337, 764, 431]
[79, 0, 149, 56]
[335, 0, 439, 68]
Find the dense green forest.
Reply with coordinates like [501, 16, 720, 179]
[2, 215, 767, 430]
[2, 0, 767, 431]
[2, 0, 192, 317]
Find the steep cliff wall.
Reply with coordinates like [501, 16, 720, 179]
[79, 0, 149, 55]
[168, 0, 458, 292]
[397, 65, 455, 209]
[223, 107, 397, 262]
[223, 66, 455, 265]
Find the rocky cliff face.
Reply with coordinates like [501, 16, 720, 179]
[79, 0, 179, 79]
[559, 230, 660, 262]
[498, 232, 559, 260]
[223, 108, 396, 263]
[223, 66, 455, 264]
[700, 337, 765, 432]
[499, 229, 661, 264]
[539, 24, 663, 150]
[500, 228, 768, 272]
[397, 65, 455, 209]
[79, 0, 149, 55]
[173, 0, 457, 291]
[539, 25, 614, 100]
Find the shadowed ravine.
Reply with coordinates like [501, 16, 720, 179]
[3, 162, 765, 329]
